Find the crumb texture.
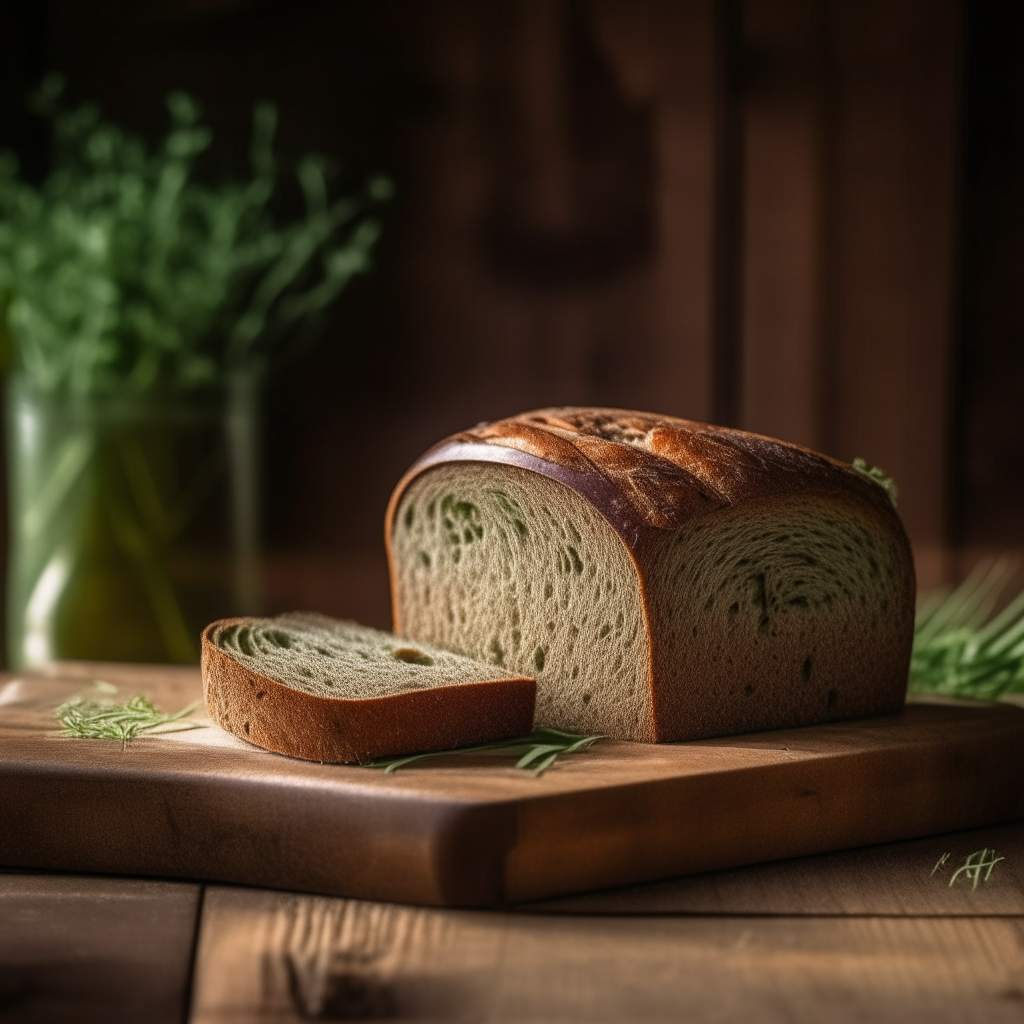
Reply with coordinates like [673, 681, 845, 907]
[645, 495, 915, 737]
[210, 613, 519, 699]
[391, 463, 654, 739]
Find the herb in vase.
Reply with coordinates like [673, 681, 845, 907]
[0, 77, 391, 666]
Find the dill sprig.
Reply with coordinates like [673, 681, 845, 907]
[0, 75, 390, 396]
[852, 457, 899, 507]
[55, 692, 203, 741]
[910, 561, 1024, 700]
[368, 727, 604, 776]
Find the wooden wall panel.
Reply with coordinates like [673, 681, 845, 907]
[739, 0, 961, 585]
[827, 0, 961, 567]
[394, 0, 721, 444]
[25, 0, 968, 616]
[740, 0, 827, 451]
[595, 0, 721, 422]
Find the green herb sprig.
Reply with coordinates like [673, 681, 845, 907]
[368, 727, 604, 776]
[910, 561, 1024, 700]
[0, 75, 391, 396]
[55, 692, 203, 742]
[852, 457, 899, 508]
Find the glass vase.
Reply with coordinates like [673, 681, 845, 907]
[5, 375, 260, 667]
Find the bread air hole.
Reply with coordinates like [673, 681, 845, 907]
[393, 648, 434, 666]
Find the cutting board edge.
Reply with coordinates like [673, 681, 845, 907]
[500, 712, 1024, 903]
[0, 753, 523, 908]
[4, 703, 1024, 908]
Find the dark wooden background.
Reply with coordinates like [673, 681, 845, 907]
[1, 0, 1021, 633]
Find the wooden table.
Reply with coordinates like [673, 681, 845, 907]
[4, 817, 1024, 1023]
[4, 661, 1023, 1021]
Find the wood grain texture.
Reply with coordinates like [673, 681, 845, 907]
[737, 0, 961, 558]
[3, 664, 1024, 907]
[740, 0, 828, 451]
[525, 819, 1024, 916]
[826, 0, 961, 549]
[0, 872, 200, 1024]
[190, 885, 1024, 1023]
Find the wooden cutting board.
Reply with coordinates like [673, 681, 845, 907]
[2, 662, 1023, 908]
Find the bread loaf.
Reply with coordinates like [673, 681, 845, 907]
[201, 612, 536, 762]
[386, 407, 915, 743]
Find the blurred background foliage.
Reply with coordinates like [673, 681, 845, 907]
[0, 76, 389, 396]
[0, 0, 1022, 648]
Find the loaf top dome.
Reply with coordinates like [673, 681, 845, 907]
[387, 407, 903, 551]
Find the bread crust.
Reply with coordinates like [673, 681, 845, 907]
[201, 620, 536, 763]
[385, 407, 911, 626]
[385, 407, 916, 742]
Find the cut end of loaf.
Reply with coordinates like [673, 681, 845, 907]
[201, 614, 536, 763]
[390, 463, 655, 741]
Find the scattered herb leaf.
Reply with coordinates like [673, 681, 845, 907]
[367, 727, 604, 776]
[948, 848, 1005, 890]
[54, 692, 203, 742]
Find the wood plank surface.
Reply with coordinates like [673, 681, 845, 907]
[3, 663, 1024, 907]
[0, 872, 200, 1024]
[525, 819, 1024, 916]
[189, 885, 1024, 1024]
[5, 814, 1020, 1024]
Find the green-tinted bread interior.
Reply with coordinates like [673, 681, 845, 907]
[210, 612, 524, 699]
[643, 494, 913, 735]
[391, 463, 653, 738]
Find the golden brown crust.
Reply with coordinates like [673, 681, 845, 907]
[201, 620, 536, 763]
[386, 407, 901, 550]
[384, 406, 910, 631]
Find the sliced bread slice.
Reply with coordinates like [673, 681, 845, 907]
[201, 612, 536, 763]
